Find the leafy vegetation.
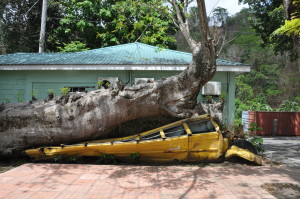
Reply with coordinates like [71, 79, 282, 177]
[129, 152, 141, 162]
[216, 7, 300, 124]
[15, 91, 24, 102]
[272, 0, 300, 38]
[60, 87, 70, 96]
[0, 0, 62, 53]
[31, 89, 39, 100]
[47, 89, 55, 95]
[247, 123, 264, 153]
[0, 0, 176, 54]
[98, 153, 117, 164]
[97, 81, 111, 89]
[53, 154, 63, 162]
[278, 100, 300, 111]
[238, 0, 297, 58]
[273, 18, 300, 37]
[57, 41, 90, 52]
[52, 0, 176, 51]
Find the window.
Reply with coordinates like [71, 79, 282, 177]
[163, 126, 186, 138]
[140, 131, 161, 141]
[97, 77, 118, 89]
[114, 138, 136, 143]
[98, 80, 111, 89]
[68, 86, 95, 93]
[187, 120, 215, 134]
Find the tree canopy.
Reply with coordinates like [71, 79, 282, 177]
[0, 0, 62, 53]
[0, 0, 223, 157]
[0, 0, 177, 53]
[239, 0, 298, 59]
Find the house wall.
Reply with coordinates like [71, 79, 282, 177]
[0, 70, 236, 124]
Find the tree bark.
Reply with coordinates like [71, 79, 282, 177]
[0, 0, 220, 156]
[0, 53, 217, 156]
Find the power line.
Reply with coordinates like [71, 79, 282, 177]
[208, 0, 222, 16]
[25, 0, 40, 16]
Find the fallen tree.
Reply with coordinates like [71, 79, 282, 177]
[0, 0, 224, 156]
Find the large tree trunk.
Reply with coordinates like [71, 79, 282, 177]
[0, 0, 221, 156]
[0, 46, 217, 156]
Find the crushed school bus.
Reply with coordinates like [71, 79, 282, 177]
[25, 114, 262, 165]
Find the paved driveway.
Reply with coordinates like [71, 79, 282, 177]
[263, 137, 300, 168]
[0, 163, 300, 199]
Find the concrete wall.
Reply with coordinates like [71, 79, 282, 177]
[0, 70, 236, 124]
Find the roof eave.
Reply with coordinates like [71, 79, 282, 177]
[0, 64, 251, 72]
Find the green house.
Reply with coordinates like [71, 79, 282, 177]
[0, 42, 250, 124]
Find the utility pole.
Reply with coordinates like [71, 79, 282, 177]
[39, 0, 47, 53]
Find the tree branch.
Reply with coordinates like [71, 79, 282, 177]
[216, 32, 226, 57]
[216, 34, 238, 57]
[140, 1, 179, 28]
[135, 25, 149, 42]
[196, 0, 210, 44]
[170, 0, 197, 50]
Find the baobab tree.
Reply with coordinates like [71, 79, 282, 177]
[0, 0, 225, 156]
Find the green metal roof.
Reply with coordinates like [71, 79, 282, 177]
[0, 42, 246, 66]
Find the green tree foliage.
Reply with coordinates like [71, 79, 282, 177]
[273, 18, 300, 37]
[57, 41, 90, 52]
[221, 8, 271, 64]
[0, 0, 42, 53]
[0, 0, 62, 53]
[237, 64, 281, 99]
[272, 0, 300, 58]
[0, 0, 176, 53]
[222, 8, 300, 123]
[278, 100, 300, 111]
[52, 0, 176, 50]
[274, 0, 300, 37]
[211, 7, 229, 26]
[239, 0, 297, 58]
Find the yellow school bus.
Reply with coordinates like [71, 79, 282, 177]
[25, 114, 262, 165]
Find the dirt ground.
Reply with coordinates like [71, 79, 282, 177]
[0, 158, 29, 173]
[262, 183, 300, 199]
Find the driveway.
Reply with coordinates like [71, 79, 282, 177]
[263, 136, 300, 168]
[0, 163, 299, 199]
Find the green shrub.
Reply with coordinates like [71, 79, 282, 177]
[98, 153, 117, 164]
[246, 123, 264, 153]
[60, 87, 70, 96]
[278, 100, 300, 111]
[97, 81, 110, 89]
[47, 89, 55, 95]
[31, 89, 39, 98]
[53, 155, 63, 162]
[130, 152, 140, 162]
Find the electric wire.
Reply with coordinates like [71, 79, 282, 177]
[208, 0, 222, 16]
[24, 0, 40, 16]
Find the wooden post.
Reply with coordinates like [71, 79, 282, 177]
[39, 0, 47, 53]
[273, 119, 278, 137]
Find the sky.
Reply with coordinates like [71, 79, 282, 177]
[204, 0, 248, 16]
